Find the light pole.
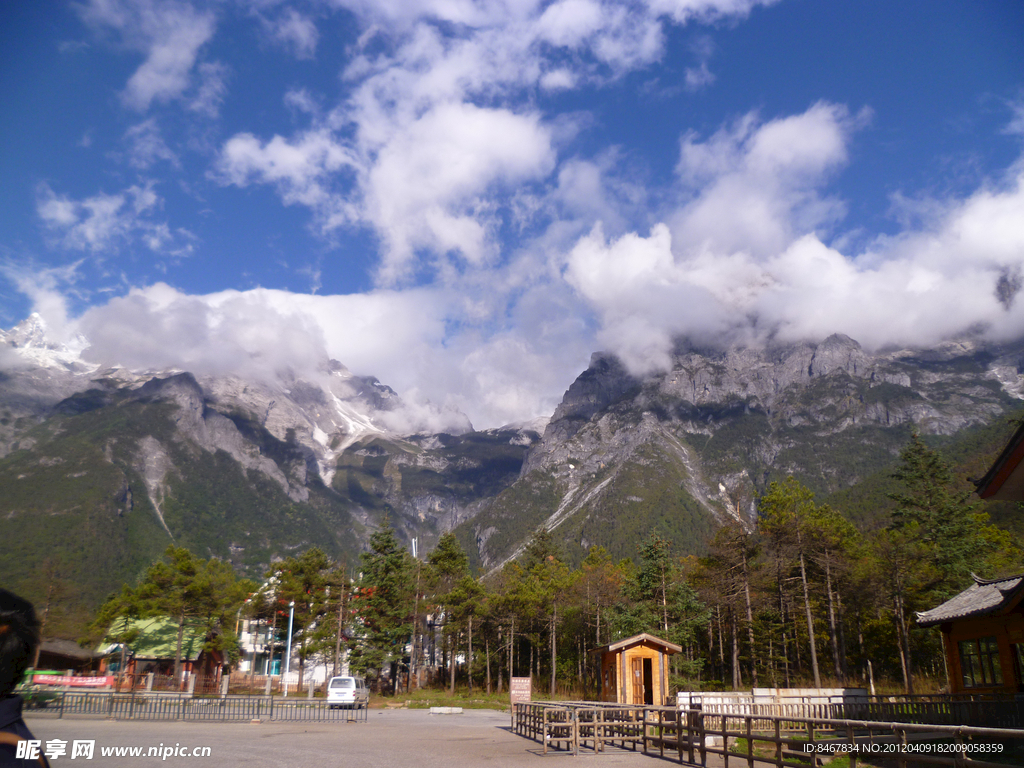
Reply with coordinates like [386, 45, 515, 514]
[283, 601, 295, 697]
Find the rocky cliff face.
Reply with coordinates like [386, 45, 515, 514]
[459, 333, 1024, 570]
[0, 315, 534, 626]
[4, 312, 1024, 630]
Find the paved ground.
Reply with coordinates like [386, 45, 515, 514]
[25, 709, 669, 767]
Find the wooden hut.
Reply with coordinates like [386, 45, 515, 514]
[591, 633, 681, 705]
[917, 574, 1024, 694]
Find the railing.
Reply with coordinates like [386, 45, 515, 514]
[513, 702, 646, 755]
[107, 673, 220, 693]
[511, 703, 1024, 766]
[25, 692, 367, 724]
[647, 708, 1024, 768]
[842, 699, 1023, 730]
[689, 698, 1023, 731]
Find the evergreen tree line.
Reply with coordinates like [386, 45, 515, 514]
[94, 434, 1021, 696]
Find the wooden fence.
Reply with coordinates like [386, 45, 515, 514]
[512, 702, 1024, 767]
[689, 698, 1023, 731]
[513, 702, 646, 755]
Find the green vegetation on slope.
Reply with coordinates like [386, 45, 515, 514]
[0, 397, 363, 639]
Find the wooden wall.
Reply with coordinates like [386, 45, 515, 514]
[597, 641, 671, 705]
[940, 607, 1024, 694]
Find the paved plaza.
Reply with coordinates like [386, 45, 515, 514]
[25, 708, 662, 767]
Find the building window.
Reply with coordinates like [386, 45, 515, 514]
[959, 636, 1003, 688]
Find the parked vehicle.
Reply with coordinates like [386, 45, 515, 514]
[326, 676, 369, 709]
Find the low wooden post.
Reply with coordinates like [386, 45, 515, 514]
[542, 708, 548, 755]
[676, 707, 684, 763]
[746, 716, 754, 768]
[697, 704, 706, 767]
[722, 714, 729, 768]
[686, 708, 696, 765]
[774, 719, 782, 768]
[573, 708, 579, 757]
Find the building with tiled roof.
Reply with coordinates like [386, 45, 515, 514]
[974, 420, 1024, 500]
[916, 574, 1024, 694]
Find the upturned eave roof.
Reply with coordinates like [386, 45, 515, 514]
[974, 421, 1024, 501]
[916, 573, 1024, 627]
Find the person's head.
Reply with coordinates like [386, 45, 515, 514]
[0, 590, 40, 697]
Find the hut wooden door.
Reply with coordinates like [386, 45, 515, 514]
[630, 658, 643, 704]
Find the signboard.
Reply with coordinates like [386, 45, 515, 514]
[33, 675, 115, 688]
[510, 676, 531, 706]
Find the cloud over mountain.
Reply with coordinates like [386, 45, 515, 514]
[4, 0, 1024, 429]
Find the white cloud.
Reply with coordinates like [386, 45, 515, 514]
[671, 102, 863, 259]
[0, 262, 81, 346]
[210, 0, 778, 287]
[73, 279, 589, 429]
[364, 103, 556, 280]
[535, 0, 606, 49]
[124, 118, 179, 169]
[78, 0, 216, 111]
[36, 182, 193, 256]
[213, 128, 359, 223]
[565, 222, 729, 372]
[189, 61, 229, 117]
[560, 104, 1024, 375]
[20, 109, 1024, 429]
[684, 61, 715, 91]
[645, 0, 778, 23]
[268, 9, 319, 59]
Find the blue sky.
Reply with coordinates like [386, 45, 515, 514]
[1, 0, 1023, 429]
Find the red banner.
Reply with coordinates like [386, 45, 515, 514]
[33, 674, 115, 688]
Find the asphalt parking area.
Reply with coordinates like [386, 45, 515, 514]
[26, 708, 657, 767]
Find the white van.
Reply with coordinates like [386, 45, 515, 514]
[326, 676, 369, 709]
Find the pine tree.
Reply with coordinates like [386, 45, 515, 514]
[127, 546, 250, 685]
[427, 532, 471, 693]
[275, 548, 332, 689]
[758, 477, 822, 688]
[888, 433, 1000, 598]
[353, 518, 413, 687]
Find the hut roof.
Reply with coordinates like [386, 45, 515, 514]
[38, 639, 102, 662]
[974, 420, 1024, 501]
[590, 632, 682, 655]
[98, 617, 210, 661]
[916, 573, 1024, 627]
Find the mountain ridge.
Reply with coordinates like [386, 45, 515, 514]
[3, 314, 1024, 635]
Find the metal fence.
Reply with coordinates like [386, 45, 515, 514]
[26, 692, 367, 724]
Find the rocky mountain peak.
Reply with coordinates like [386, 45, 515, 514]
[547, 352, 639, 431]
[807, 333, 867, 378]
[4, 313, 51, 349]
[134, 372, 206, 417]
